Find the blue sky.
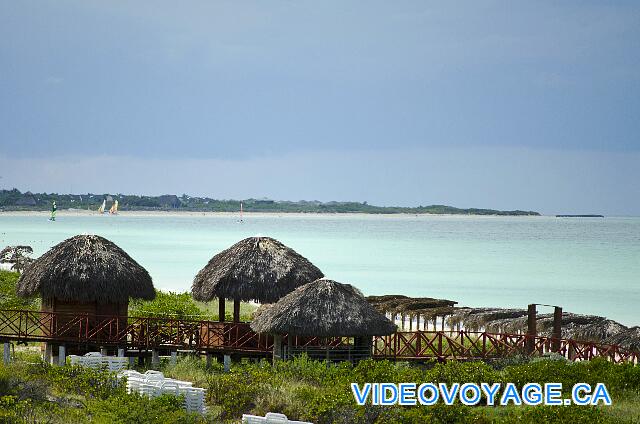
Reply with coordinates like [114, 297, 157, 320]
[0, 1, 639, 214]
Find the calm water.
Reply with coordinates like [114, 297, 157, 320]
[1, 213, 639, 325]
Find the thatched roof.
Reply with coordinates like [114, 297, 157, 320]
[16, 235, 155, 303]
[604, 327, 640, 351]
[191, 237, 324, 303]
[447, 307, 630, 344]
[367, 294, 457, 314]
[250, 278, 397, 337]
[367, 294, 459, 322]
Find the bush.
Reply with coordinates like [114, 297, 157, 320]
[0, 270, 39, 310]
[87, 393, 202, 424]
[129, 290, 202, 320]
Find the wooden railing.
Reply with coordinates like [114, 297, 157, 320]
[0, 309, 637, 364]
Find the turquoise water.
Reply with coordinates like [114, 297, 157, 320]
[1, 213, 639, 325]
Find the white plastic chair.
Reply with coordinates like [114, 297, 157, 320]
[242, 414, 267, 424]
[265, 413, 289, 424]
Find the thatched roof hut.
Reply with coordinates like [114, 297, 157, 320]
[16, 234, 155, 303]
[192, 237, 323, 321]
[251, 278, 397, 337]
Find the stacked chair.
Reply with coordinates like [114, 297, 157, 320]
[117, 370, 207, 415]
[68, 352, 128, 371]
[242, 412, 312, 424]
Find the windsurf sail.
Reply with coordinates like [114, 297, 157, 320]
[109, 200, 118, 214]
[98, 200, 106, 214]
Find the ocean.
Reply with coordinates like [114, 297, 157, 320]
[1, 213, 638, 326]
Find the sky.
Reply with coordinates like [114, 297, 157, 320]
[0, 1, 639, 215]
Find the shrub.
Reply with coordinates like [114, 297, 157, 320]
[129, 290, 201, 320]
[0, 270, 39, 310]
[86, 393, 203, 424]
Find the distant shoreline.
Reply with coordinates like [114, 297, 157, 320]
[0, 189, 540, 216]
[0, 209, 575, 218]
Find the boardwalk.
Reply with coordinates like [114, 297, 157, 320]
[0, 309, 637, 364]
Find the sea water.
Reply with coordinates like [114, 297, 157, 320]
[0, 213, 638, 325]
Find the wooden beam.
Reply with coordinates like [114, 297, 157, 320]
[233, 299, 241, 322]
[552, 306, 562, 352]
[218, 296, 226, 322]
[526, 304, 537, 354]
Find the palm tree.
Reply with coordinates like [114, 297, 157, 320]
[0, 245, 34, 273]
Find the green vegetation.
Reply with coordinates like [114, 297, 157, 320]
[129, 290, 256, 322]
[0, 270, 38, 310]
[0, 352, 207, 423]
[162, 355, 639, 423]
[0, 351, 638, 423]
[0, 188, 540, 215]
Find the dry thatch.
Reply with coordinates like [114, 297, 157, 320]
[447, 307, 629, 343]
[367, 295, 457, 313]
[191, 237, 323, 303]
[250, 278, 397, 337]
[448, 308, 529, 332]
[604, 327, 640, 351]
[16, 235, 155, 303]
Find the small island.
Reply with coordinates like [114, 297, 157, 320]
[556, 214, 605, 218]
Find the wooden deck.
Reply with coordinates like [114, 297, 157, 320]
[0, 309, 637, 364]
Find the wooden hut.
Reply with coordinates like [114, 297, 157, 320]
[16, 235, 155, 353]
[191, 236, 323, 322]
[251, 278, 397, 362]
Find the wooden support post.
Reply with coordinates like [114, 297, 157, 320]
[441, 315, 445, 332]
[273, 334, 282, 362]
[526, 304, 537, 355]
[552, 306, 562, 352]
[286, 335, 292, 361]
[568, 342, 576, 361]
[218, 296, 226, 322]
[117, 348, 125, 357]
[170, 351, 178, 365]
[400, 314, 405, 330]
[233, 298, 241, 323]
[44, 343, 53, 364]
[58, 345, 66, 366]
[223, 354, 231, 372]
[206, 353, 213, 368]
[129, 357, 135, 367]
[409, 314, 413, 331]
[151, 349, 160, 368]
[3, 342, 10, 365]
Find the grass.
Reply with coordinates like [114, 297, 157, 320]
[2, 346, 639, 423]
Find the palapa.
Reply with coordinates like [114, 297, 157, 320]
[251, 278, 397, 337]
[16, 235, 155, 303]
[192, 237, 323, 303]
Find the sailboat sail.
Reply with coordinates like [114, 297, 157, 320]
[109, 200, 118, 214]
[239, 202, 243, 222]
[98, 200, 106, 214]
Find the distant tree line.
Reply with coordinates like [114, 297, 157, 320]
[0, 189, 540, 215]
